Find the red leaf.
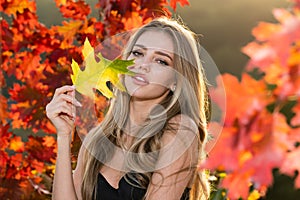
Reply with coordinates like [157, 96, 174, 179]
[203, 126, 240, 171]
[221, 172, 251, 199]
[244, 8, 300, 70]
[25, 136, 55, 162]
[289, 127, 300, 144]
[210, 73, 272, 126]
[291, 102, 300, 126]
[0, 124, 12, 149]
[280, 147, 300, 188]
[241, 113, 291, 189]
[169, 0, 189, 11]
[59, 0, 91, 20]
[0, 151, 9, 175]
[252, 22, 281, 42]
[292, 0, 300, 9]
[0, 95, 8, 124]
[242, 42, 276, 69]
[9, 84, 56, 133]
[9, 153, 23, 168]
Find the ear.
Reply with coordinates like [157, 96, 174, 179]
[170, 82, 176, 92]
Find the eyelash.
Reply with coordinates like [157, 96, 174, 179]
[156, 59, 168, 66]
[131, 50, 143, 57]
[131, 50, 169, 66]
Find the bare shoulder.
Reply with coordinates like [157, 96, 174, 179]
[147, 115, 200, 199]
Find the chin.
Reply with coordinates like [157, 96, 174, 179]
[128, 88, 171, 101]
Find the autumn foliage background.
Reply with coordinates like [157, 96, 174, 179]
[1, 0, 300, 199]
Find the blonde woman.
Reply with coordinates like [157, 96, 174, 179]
[46, 17, 210, 200]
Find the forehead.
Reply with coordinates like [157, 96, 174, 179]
[134, 30, 174, 53]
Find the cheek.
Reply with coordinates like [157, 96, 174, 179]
[124, 76, 138, 95]
[124, 76, 169, 97]
[124, 75, 132, 89]
[131, 85, 169, 98]
[152, 70, 175, 87]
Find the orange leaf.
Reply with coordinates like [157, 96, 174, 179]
[59, 0, 91, 20]
[203, 126, 240, 171]
[10, 153, 23, 168]
[221, 172, 251, 199]
[252, 22, 281, 42]
[54, 0, 67, 6]
[122, 12, 144, 30]
[4, 0, 36, 18]
[210, 73, 271, 126]
[55, 20, 83, 49]
[31, 159, 45, 173]
[9, 136, 24, 152]
[280, 147, 300, 188]
[14, 52, 42, 83]
[43, 136, 56, 148]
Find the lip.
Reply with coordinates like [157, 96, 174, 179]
[132, 74, 149, 86]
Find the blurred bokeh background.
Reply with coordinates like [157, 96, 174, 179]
[36, 0, 290, 76]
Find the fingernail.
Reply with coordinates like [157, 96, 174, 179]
[71, 85, 76, 89]
[76, 100, 82, 107]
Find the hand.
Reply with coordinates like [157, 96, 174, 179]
[46, 85, 82, 136]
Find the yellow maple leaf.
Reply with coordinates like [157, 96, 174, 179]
[71, 38, 135, 99]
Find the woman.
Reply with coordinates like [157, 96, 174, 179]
[46, 17, 210, 200]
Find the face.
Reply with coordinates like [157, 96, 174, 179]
[124, 30, 176, 101]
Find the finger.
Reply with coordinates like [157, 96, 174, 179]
[60, 114, 75, 129]
[58, 101, 76, 119]
[53, 85, 76, 98]
[48, 101, 75, 119]
[58, 94, 82, 107]
[46, 103, 53, 119]
[67, 88, 75, 97]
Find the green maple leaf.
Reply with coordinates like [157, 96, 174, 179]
[71, 38, 135, 99]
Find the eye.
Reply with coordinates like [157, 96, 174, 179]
[156, 59, 169, 66]
[131, 50, 143, 57]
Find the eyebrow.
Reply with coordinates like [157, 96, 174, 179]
[134, 44, 173, 61]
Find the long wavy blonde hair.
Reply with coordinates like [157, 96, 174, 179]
[81, 17, 210, 200]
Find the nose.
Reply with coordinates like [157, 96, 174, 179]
[138, 63, 150, 73]
[127, 63, 150, 73]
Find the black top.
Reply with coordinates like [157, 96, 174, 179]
[96, 173, 190, 200]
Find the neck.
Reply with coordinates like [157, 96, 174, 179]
[129, 99, 155, 125]
[122, 99, 157, 146]
[127, 90, 171, 133]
